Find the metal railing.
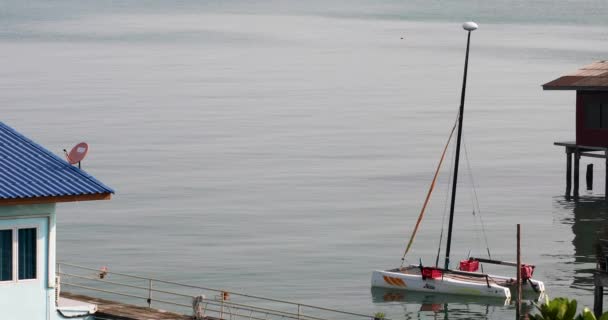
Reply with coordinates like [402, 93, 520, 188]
[57, 262, 381, 320]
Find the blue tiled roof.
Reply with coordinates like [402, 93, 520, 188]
[0, 122, 114, 200]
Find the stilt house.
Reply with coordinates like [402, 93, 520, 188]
[544, 61, 608, 198]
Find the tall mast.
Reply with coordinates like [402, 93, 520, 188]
[444, 22, 478, 270]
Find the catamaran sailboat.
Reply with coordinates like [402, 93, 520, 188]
[371, 22, 545, 299]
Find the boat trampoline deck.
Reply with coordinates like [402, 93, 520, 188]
[394, 267, 507, 285]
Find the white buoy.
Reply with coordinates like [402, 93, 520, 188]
[462, 21, 479, 31]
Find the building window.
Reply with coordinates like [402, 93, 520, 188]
[584, 102, 608, 129]
[0, 227, 38, 282]
[18, 228, 36, 280]
[0, 230, 12, 281]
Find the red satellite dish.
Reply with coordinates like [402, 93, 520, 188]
[66, 142, 89, 165]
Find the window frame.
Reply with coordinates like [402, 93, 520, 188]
[0, 228, 15, 283]
[0, 226, 39, 285]
[17, 227, 38, 282]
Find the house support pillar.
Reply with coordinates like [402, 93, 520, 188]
[587, 164, 594, 191]
[566, 147, 573, 198]
[574, 148, 580, 199]
[605, 150, 608, 201]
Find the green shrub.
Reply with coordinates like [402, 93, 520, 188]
[529, 297, 608, 320]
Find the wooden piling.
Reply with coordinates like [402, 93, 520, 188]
[574, 149, 580, 199]
[516, 224, 522, 320]
[587, 164, 594, 191]
[566, 148, 573, 197]
[605, 150, 608, 201]
[594, 276, 603, 318]
[556, 142, 608, 200]
[595, 239, 608, 317]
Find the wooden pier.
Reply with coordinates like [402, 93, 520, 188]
[61, 292, 212, 320]
[555, 142, 608, 200]
[58, 262, 378, 320]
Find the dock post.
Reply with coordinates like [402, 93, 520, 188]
[574, 149, 580, 199]
[221, 291, 225, 319]
[566, 148, 573, 197]
[587, 164, 594, 191]
[595, 273, 604, 318]
[516, 224, 522, 320]
[147, 279, 152, 308]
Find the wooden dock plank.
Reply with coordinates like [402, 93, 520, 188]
[61, 292, 217, 320]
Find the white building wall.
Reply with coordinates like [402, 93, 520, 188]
[0, 204, 54, 320]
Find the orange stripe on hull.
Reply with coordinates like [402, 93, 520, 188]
[396, 278, 407, 287]
[383, 276, 406, 287]
[383, 275, 395, 286]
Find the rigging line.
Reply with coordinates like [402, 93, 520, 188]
[462, 134, 492, 259]
[435, 133, 456, 268]
[401, 117, 459, 263]
[463, 136, 484, 258]
[462, 136, 482, 257]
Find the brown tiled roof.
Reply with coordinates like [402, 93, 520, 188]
[543, 61, 608, 90]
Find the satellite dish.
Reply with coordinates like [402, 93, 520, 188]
[65, 142, 89, 168]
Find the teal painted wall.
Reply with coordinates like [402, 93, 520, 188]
[0, 204, 94, 320]
[0, 204, 54, 320]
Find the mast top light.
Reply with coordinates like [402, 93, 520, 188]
[463, 21, 478, 31]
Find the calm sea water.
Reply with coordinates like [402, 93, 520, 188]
[3, 1, 608, 319]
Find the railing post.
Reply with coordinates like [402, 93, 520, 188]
[221, 291, 225, 320]
[147, 279, 152, 308]
[298, 304, 301, 320]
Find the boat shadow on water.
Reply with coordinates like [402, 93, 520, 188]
[370, 287, 540, 319]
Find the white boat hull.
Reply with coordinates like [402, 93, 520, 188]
[490, 273, 545, 296]
[372, 266, 544, 299]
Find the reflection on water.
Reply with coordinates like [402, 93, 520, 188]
[557, 197, 608, 290]
[370, 287, 540, 319]
[371, 287, 511, 305]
